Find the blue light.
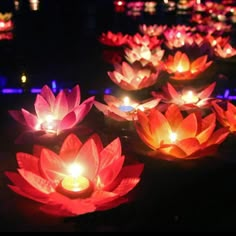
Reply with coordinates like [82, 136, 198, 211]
[2, 88, 23, 94]
[104, 88, 112, 94]
[51, 80, 57, 93]
[30, 88, 42, 93]
[224, 89, 230, 98]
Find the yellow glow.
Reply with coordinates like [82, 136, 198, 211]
[68, 164, 84, 178]
[226, 48, 232, 54]
[164, 0, 169, 4]
[40, 115, 57, 133]
[123, 96, 130, 106]
[169, 132, 177, 143]
[0, 22, 5, 28]
[181, 91, 199, 103]
[176, 32, 182, 38]
[177, 64, 184, 72]
[196, 0, 201, 4]
[21, 74, 27, 83]
[117, 1, 123, 6]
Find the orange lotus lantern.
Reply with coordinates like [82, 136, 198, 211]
[134, 104, 229, 159]
[5, 133, 144, 217]
[164, 51, 213, 81]
[212, 101, 236, 134]
[214, 43, 236, 59]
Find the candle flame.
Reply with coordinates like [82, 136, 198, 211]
[181, 90, 199, 103]
[177, 64, 184, 73]
[226, 48, 232, 54]
[123, 96, 130, 106]
[21, 74, 27, 83]
[176, 32, 181, 38]
[169, 132, 177, 143]
[212, 40, 217, 46]
[68, 164, 84, 178]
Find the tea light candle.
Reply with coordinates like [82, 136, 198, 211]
[119, 96, 135, 112]
[181, 91, 199, 103]
[58, 164, 93, 199]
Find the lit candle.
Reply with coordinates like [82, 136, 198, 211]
[40, 115, 58, 133]
[58, 164, 93, 199]
[119, 96, 135, 112]
[29, 0, 40, 11]
[181, 91, 199, 103]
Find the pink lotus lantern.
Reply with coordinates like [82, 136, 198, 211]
[212, 101, 236, 134]
[94, 94, 160, 121]
[127, 33, 162, 50]
[152, 82, 217, 111]
[124, 45, 165, 67]
[164, 51, 213, 81]
[134, 104, 229, 159]
[5, 133, 144, 217]
[164, 30, 193, 50]
[8, 85, 94, 136]
[98, 31, 129, 47]
[107, 61, 160, 91]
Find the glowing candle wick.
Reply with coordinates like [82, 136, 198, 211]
[181, 91, 199, 103]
